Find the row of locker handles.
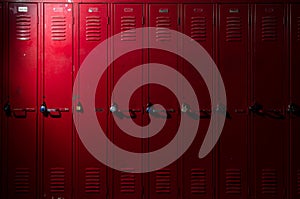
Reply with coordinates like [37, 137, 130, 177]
[2, 101, 300, 119]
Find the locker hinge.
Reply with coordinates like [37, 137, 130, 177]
[72, 17, 74, 25]
[107, 16, 110, 25]
[142, 186, 145, 197]
[37, 15, 39, 24]
[178, 17, 180, 25]
[177, 186, 181, 196]
[142, 16, 145, 25]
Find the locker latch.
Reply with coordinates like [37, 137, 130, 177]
[249, 102, 264, 115]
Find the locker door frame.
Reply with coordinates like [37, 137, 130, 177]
[289, 3, 300, 199]
[217, 3, 250, 199]
[42, 3, 74, 199]
[109, 3, 145, 199]
[75, 3, 109, 199]
[251, 3, 289, 199]
[147, 3, 181, 199]
[5, 3, 39, 199]
[181, 3, 215, 199]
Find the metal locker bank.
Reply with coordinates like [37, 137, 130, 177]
[1, 0, 300, 199]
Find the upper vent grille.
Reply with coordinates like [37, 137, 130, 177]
[16, 15, 31, 41]
[51, 16, 66, 41]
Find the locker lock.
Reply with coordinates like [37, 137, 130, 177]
[288, 103, 300, 115]
[249, 102, 263, 114]
[40, 102, 48, 115]
[3, 102, 11, 116]
[110, 103, 118, 113]
[146, 103, 154, 113]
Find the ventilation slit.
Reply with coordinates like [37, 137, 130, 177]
[85, 168, 101, 193]
[261, 169, 278, 195]
[121, 16, 136, 41]
[155, 169, 171, 193]
[190, 168, 207, 194]
[50, 168, 65, 193]
[226, 16, 242, 42]
[15, 168, 30, 193]
[16, 15, 31, 41]
[190, 16, 207, 42]
[86, 16, 101, 41]
[156, 16, 171, 41]
[51, 16, 66, 41]
[261, 16, 277, 41]
[120, 168, 135, 193]
[225, 169, 242, 195]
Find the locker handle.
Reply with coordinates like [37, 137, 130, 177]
[12, 108, 35, 112]
[47, 108, 69, 113]
[249, 103, 285, 119]
[146, 105, 175, 113]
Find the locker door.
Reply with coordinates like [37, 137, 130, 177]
[5, 3, 38, 199]
[252, 4, 288, 199]
[148, 4, 179, 199]
[110, 4, 144, 199]
[77, 4, 108, 199]
[43, 4, 73, 199]
[289, 4, 300, 199]
[218, 4, 249, 199]
[182, 4, 214, 199]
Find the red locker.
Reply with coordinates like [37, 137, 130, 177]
[43, 4, 73, 199]
[289, 4, 300, 199]
[218, 4, 249, 199]
[4, 3, 38, 199]
[110, 4, 144, 199]
[148, 4, 179, 199]
[252, 4, 288, 199]
[181, 4, 214, 199]
[77, 4, 108, 199]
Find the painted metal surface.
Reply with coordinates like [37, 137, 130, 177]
[110, 4, 144, 199]
[147, 4, 179, 199]
[77, 4, 108, 199]
[290, 3, 300, 199]
[43, 3, 73, 199]
[252, 4, 288, 199]
[218, 4, 249, 199]
[181, 4, 214, 199]
[5, 3, 38, 199]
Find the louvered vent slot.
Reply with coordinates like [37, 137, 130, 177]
[297, 17, 300, 41]
[85, 168, 100, 193]
[86, 16, 101, 41]
[15, 168, 30, 193]
[190, 168, 206, 194]
[190, 17, 206, 42]
[51, 16, 66, 41]
[261, 169, 278, 195]
[155, 169, 171, 193]
[297, 169, 300, 195]
[226, 17, 242, 42]
[225, 169, 241, 194]
[50, 168, 65, 193]
[121, 16, 136, 41]
[261, 16, 277, 41]
[16, 15, 31, 41]
[120, 169, 135, 193]
[156, 17, 171, 41]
